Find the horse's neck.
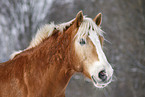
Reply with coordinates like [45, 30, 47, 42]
[25, 34, 74, 96]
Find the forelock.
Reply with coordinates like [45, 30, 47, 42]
[75, 17, 104, 40]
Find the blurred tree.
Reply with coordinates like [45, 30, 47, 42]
[0, 0, 54, 61]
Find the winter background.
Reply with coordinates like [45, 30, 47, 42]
[0, 0, 145, 97]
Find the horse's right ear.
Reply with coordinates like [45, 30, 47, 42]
[75, 11, 83, 27]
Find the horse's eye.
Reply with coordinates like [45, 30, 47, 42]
[79, 39, 86, 45]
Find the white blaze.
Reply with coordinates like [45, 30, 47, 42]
[88, 29, 113, 80]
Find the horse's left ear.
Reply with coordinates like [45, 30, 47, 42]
[75, 11, 83, 27]
[93, 13, 102, 26]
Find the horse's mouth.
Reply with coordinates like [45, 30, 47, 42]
[91, 75, 111, 88]
[93, 82, 107, 88]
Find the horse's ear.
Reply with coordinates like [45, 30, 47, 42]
[75, 11, 83, 27]
[93, 13, 102, 26]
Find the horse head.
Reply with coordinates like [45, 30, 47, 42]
[71, 11, 113, 88]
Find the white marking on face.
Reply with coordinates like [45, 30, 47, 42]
[88, 29, 113, 88]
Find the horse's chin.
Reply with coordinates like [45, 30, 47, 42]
[93, 82, 108, 88]
[91, 79, 112, 88]
[91, 75, 112, 88]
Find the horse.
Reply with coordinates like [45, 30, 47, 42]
[0, 11, 113, 97]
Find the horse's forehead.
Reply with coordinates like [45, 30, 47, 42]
[76, 18, 103, 37]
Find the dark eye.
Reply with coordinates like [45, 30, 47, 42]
[79, 39, 86, 45]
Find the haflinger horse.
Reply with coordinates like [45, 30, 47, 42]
[0, 11, 113, 97]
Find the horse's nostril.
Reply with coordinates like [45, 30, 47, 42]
[98, 70, 107, 81]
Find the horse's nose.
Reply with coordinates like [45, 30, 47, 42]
[98, 70, 107, 82]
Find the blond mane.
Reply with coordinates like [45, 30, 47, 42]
[10, 18, 75, 59]
[10, 17, 104, 59]
[27, 18, 75, 49]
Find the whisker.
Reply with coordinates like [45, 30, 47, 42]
[104, 39, 112, 44]
[112, 75, 118, 82]
[103, 88, 110, 97]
